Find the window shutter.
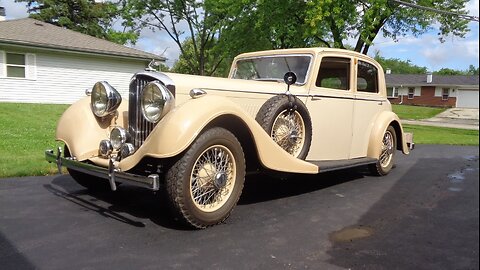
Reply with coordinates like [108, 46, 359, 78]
[25, 53, 37, 80]
[0, 51, 5, 78]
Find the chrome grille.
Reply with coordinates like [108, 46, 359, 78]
[128, 75, 156, 149]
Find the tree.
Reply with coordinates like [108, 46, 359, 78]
[17, 0, 138, 45]
[305, 0, 470, 54]
[171, 37, 230, 77]
[374, 50, 427, 74]
[123, 0, 225, 75]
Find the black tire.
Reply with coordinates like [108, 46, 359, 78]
[369, 125, 397, 176]
[165, 127, 246, 229]
[64, 147, 110, 190]
[255, 95, 312, 159]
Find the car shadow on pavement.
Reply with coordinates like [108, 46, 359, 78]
[46, 175, 185, 230]
[240, 168, 368, 205]
[45, 168, 368, 230]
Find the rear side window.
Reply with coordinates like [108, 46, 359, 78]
[357, 60, 379, 93]
[316, 57, 350, 90]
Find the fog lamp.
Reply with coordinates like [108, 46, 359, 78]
[99, 140, 113, 157]
[120, 143, 135, 159]
[110, 127, 128, 150]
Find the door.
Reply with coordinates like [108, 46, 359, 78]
[351, 59, 389, 158]
[456, 89, 479, 108]
[304, 56, 354, 161]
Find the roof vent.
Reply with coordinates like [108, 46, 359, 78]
[427, 72, 433, 84]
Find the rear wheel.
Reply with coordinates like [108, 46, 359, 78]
[369, 126, 397, 176]
[165, 127, 246, 228]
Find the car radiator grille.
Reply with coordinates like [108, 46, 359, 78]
[128, 75, 156, 149]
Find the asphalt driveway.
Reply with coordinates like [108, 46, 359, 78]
[0, 145, 478, 270]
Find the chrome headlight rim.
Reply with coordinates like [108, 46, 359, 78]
[91, 81, 122, 118]
[110, 127, 128, 150]
[141, 81, 175, 124]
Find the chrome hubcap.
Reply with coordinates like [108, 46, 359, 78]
[380, 131, 394, 168]
[271, 110, 305, 157]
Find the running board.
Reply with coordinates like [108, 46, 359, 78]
[307, 157, 377, 173]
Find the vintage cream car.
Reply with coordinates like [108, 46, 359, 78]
[46, 48, 413, 228]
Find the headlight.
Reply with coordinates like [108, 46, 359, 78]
[91, 81, 122, 118]
[141, 81, 175, 123]
[110, 127, 128, 150]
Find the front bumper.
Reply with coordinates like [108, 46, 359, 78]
[45, 148, 160, 191]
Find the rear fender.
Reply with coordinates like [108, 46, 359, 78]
[367, 111, 410, 159]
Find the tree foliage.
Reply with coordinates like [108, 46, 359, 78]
[434, 65, 480, 75]
[123, 0, 226, 75]
[17, 0, 138, 45]
[374, 50, 428, 74]
[305, 0, 470, 54]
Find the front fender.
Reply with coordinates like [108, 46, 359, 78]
[56, 97, 129, 160]
[119, 95, 318, 174]
[367, 111, 410, 159]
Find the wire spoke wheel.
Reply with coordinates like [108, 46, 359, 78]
[165, 127, 245, 228]
[369, 125, 397, 176]
[379, 130, 394, 168]
[190, 145, 236, 212]
[271, 110, 306, 157]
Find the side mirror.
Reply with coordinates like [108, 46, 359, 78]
[284, 72, 297, 94]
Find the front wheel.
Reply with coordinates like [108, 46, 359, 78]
[369, 125, 397, 176]
[165, 127, 246, 228]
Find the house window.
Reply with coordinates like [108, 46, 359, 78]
[357, 60, 378, 93]
[442, 88, 449, 101]
[387, 87, 398, 98]
[6, 53, 26, 78]
[408, 88, 415, 99]
[316, 57, 350, 90]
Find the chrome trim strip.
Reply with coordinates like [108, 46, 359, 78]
[201, 88, 387, 102]
[45, 149, 160, 191]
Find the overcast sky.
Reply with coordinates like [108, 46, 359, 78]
[1, 0, 478, 71]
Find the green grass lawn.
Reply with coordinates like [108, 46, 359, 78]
[403, 124, 479, 146]
[0, 103, 477, 178]
[0, 103, 68, 178]
[392, 104, 446, 120]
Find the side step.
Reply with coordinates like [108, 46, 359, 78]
[307, 157, 377, 173]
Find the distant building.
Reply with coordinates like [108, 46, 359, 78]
[385, 73, 479, 109]
[0, 18, 165, 104]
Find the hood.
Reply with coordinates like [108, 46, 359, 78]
[163, 72, 307, 97]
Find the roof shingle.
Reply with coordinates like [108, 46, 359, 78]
[386, 74, 479, 87]
[0, 18, 164, 61]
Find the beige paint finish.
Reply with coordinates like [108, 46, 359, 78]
[56, 97, 129, 160]
[55, 47, 410, 175]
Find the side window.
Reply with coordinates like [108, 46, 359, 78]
[357, 60, 378, 93]
[316, 57, 350, 90]
[6, 53, 26, 78]
[408, 88, 415, 99]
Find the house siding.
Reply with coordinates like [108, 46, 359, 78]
[388, 86, 457, 107]
[0, 48, 147, 104]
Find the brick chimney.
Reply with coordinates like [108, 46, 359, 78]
[0, 7, 6, 21]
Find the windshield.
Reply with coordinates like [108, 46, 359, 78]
[232, 55, 312, 84]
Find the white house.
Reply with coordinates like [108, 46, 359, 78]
[0, 18, 165, 104]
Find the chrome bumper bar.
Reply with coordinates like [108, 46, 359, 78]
[45, 148, 160, 191]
